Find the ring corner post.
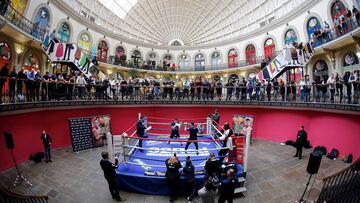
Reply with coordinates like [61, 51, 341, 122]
[206, 117, 211, 135]
[107, 132, 114, 162]
[244, 132, 251, 173]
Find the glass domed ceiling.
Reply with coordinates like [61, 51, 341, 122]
[63, 0, 308, 46]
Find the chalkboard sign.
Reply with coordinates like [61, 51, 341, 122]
[68, 118, 94, 152]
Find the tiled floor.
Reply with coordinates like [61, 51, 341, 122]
[0, 139, 349, 203]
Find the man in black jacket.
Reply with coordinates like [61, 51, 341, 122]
[136, 116, 146, 152]
[100, 152, 125, 202]
[218, 169, 236, 203]
[184, 122, 199, 154]
[294, 126, 308, 160]
[40, 130, 52, 163]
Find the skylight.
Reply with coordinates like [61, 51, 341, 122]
[98, 0, 138, 19]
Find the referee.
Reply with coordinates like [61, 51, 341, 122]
[185, 122, 199, 155]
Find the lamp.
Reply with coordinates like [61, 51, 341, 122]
[356, 48, 360, 58]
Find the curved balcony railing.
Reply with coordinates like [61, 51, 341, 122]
[0, 2, 46, 40]
[0, 77, 359, 110]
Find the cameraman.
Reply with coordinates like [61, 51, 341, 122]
[99, 152, 125, 202]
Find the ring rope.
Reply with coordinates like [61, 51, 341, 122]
[146, 116, 206, 121]
[124, 161, 207, 168]
[125, 155, 226, 162]
[148, 122, 207, 125]
[123, 122, 138, 134]
[122, 145, 229, 152]
[121, 136, 222, 142]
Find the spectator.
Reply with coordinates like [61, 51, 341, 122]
[218, 169, 236, 203]
[40, 130, 52, 163]
[324, 21, 332, 42]
[183, 157, 196, 203]
[205, 152, 221, 178]
[353, 5, 360, 26]
[0, 63, 9, 103]
[299, 78, 306, 102]
[26, 69, 36, 102]
[335, 72, 343, 103]
[99, 152, 125, 202]
[327, 74, 336, 103]
[165, 155, 182, 202]
[198, 179, 217, 203]
[76, 73, 87, 99]
[17, 68, 26, 98]
[8, 66, 17, 103]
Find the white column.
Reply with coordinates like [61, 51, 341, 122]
[243, 130, 251, 172]
[107, 132, 114, 162]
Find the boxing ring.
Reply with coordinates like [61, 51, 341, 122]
[107, 114, 250, 195]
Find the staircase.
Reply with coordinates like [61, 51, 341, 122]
[40, 34, 106, 80]
[316, 159, 360, 203]
[0, 187, 48, 203]
[257, 42, 315, 81]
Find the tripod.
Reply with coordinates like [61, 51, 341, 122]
[299, 174, 313, 203]
[10, 149, 32, 188]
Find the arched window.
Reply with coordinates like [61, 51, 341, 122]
[228, 49, 238, 68]
[146, 52, 157, 69]
[131, 50, 142, 66]
[23, 53, 40, 71]
[162, 53, 173, 70]
[343, 52, 359, 66]
[313, 60, 329, 82]
[115, 46, 125, 63]
[228, 74, 239, 83]
[306, 17, 322, 41]
[245, 44, 256, 65]
[78, 32, 92, 52]
[195, 53, 205, 71]
[32, 6, 50, 39]
[264, 38, 275, 58]
[97, 40, 108, 61]
[331, 1, 349, 35]
[179, 54, 190, 70]
[57, 21, 71, 42]
[211, 52, 221, 68]
[0, 42, 11, 68]
[284, 29, 298, 45]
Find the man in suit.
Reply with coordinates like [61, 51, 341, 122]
[218, 169, 236, 203]
[294, 126, 308, 160]
[136, 116, 146, 152]
[100, 152, 125, 202]
[40, 130, 52, 163]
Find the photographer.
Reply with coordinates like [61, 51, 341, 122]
[99, 152, 125, 202]
[183, 157, 196, 203]
[165, 154, 182, 202]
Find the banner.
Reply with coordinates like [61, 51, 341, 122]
[257, 42, 314, 81]
[41, 33, 107, 81]
[232, 115, 254, 164]
[69, 115, 111, 152]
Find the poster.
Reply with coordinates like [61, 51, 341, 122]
[91, 115, 111, 147]
[232, 115, 253, 165]
[68, 115, 111, 152]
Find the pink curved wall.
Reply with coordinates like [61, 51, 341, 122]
[0, 106, 359, 171]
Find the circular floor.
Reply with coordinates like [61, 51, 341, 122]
[0, 139, 349, 203]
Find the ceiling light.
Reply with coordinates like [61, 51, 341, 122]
[356, 49, 360, 58]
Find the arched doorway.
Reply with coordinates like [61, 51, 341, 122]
[57, 21, 71, 42]
[306, 17, 322, 47]
[78, 32, 92, 53]
[32, 6, 50, 39]
[23, 53, 40, 71]
[97, 40, 109, 62]
[114, 46, 126, 65]
[284, 29, 298, 45]
[228, 49, 238, 68]
[245, 44, 256, 65]
[195, 53, 205, 71]
[131, 50, 142, 67]
[179, 54, 190, 70]
[146, 52, 157, 70]
[264, 38, 275, 59]
[228, 74, 239, 83]
[0, 42, 11, 68]
[343, 52, 359, 66]
[331, 1, 349, 35]
[313, 60, 329, 82]
[211, 52, 222, 69]
[163, 53, 174, 71]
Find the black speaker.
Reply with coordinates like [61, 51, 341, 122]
[307, 151, 322, 174]
[4, 132, 14, 149]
